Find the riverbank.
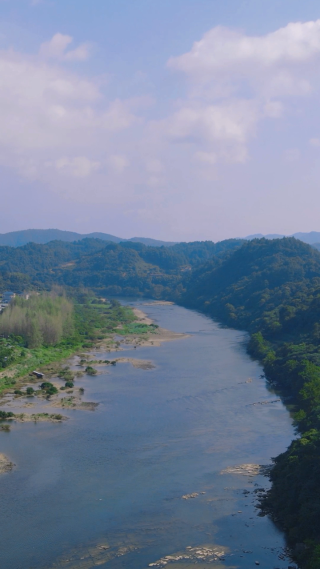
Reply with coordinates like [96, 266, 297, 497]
[0, 453, 13, 473]
[115, 305, 189, 348]
[0, 300, 295, 569]
[0, 297, 149, 398]
[0, 301, 189, 447]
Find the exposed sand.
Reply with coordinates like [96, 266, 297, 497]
[132, 306, 189, 345]
[125, 326, 189, 348]
[50, 396, 98, 412]
[0, 453, 14, 474]
[221, 464, 262, 476]
[132, 308, 154, 325]
[97, 305, 189, 352]
[148, 544, 228, 567]
[7, 413, 67, 423]
[115, 358, 155, 370]
[143, 301, 174, 306]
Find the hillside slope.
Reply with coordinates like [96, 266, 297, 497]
[0, 238, 244, 296]
[0, 229, 177, 248]
[181, 238, 320, 568]
[246, 231, 320, 245]
[183, 237, 320, 336]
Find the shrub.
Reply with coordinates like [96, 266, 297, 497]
[46, 386, 58, 396]
[0, 411, 14, 419]
[65, 381, 74, 388]
[58, 367, 75, 381]
[40, 382, 58, 395]
[40, 382, 53, 390]
[85, 366, 97, 376]
[26, 387, 34, 395]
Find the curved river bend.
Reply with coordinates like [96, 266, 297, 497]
[0, 302, 294, 569]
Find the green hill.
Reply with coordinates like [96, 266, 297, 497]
[0, 229, 177, 248]
[1, 234, 320, 565]
[0, 238, 244, 296]
[181, 238, 320, 567]
[183, 237, 320, 336]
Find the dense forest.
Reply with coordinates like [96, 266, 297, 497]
[2, 235, 320, 566]
[181, 238, 320, 569]
[0, 237, 244, 296]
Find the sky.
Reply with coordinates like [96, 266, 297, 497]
[1, 0, 320, 241]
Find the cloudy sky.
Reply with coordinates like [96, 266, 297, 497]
[1, 0, 320, 241]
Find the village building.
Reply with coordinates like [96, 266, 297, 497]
[2, 291, 16, 304]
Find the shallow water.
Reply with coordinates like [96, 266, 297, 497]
[0, 302, 295, 569]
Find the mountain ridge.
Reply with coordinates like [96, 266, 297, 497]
[246, 231, 320, 244]
[0, 229, 177, 248]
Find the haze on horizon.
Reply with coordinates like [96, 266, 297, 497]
[1, 0, 320, 242]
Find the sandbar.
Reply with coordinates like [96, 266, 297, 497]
[0, 453, 13, 474]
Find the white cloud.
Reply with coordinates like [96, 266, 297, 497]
[158, 20, 320, 166]
[0, 42, 137, 183]
[195, 151, 217, 165]
[108, 154, 129, 173]
[2, 21, 320, 219]
[310, 137, 320, 147]
[168, 20, 320, 94]
[151, 99, 258, 164]
[54, 157, 101, 178]
[146, 159, 163, 174]
[164, 102, 257, 145]
[166, 20, 320, 115]
[39, 33, 91, 62]
[264, 100, 283, 118]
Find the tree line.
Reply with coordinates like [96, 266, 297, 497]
[0, 292, 73, 348]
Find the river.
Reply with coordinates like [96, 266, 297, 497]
[0, 301, 295, 569]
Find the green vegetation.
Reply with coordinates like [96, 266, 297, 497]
[0, 238, 244, 297]
[0, 411, 14, 419]
[85, 366, 97, 376]
[3, 235, 320, 565]
[0, 292, 73, 348]
[40, 382, 58, 396]
[179, 237, 320, 568]
[117, 322, 158, 335]
[57, 367, 75, 382]
[0, 293, 137, 395]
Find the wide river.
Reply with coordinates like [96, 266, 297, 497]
[0, 301, 295, 569]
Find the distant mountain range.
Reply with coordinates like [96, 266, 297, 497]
[1, 228, 320, 249]
[245, 232, 320, 245]
[0, 229, 177, 248]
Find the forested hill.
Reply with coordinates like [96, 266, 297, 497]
[183, 237, 320, 337]
[0, 237, 244, 294]
[180, 237, 320, 568]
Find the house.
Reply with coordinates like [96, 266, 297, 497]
[32, 371, 44, 379]
[2, 291, 16, 304]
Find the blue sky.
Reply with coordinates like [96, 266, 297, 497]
[1, 0, 320, 240]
